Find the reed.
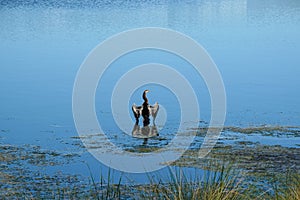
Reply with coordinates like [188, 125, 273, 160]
[142, 164, 246, 200]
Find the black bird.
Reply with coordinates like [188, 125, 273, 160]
[132, 90, 159, 126]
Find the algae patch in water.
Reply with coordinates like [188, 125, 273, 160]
[0, 143, 81, 198]
[1, 125, 299, 198]
[224, 125, 300, 137]
[171, 126, 300, 189]
[165, 125, 300, 194]
[191, 125, 300, 137]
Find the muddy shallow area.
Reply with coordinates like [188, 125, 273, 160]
[1, 125, 299, 198]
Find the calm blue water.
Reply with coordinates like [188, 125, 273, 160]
[1, 0, 300, 182]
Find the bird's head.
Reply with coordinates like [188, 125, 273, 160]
[142, 90, 150, 102]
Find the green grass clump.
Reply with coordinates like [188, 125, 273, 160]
[143, 165, 244, 200]
[274, 172, 300, 200]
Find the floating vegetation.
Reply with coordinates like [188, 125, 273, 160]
[191, 125, 300, 137]
[225, 126, 300, 137]
[0, 143, 83, 198]
[1, 125, 300, 199]
[174, 143, 299, 173]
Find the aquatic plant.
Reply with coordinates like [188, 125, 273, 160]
[274, 172, 300, 200]
[140, 165, 244, 200]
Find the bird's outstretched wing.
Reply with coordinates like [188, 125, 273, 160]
[149, 102, 159, 121]
[132, 104, 142, 120]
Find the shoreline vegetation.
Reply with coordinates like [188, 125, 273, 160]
[1, 125, 299, 199]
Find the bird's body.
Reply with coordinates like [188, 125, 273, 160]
[132, 90, 159, 126]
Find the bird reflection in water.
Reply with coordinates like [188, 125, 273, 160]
[131, 124, 158, 145]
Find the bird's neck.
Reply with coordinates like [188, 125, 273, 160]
[143, 92, 148, 103]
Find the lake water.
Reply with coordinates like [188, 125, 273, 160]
[1, 0, 300, 184]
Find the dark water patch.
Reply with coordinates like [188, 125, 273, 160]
[235, 140, 258, 146]
[125, 146, 161, 153]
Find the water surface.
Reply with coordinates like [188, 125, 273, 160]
[1, 0, 300, 184]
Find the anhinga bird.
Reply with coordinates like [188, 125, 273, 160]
[132, 90, 159, 126]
